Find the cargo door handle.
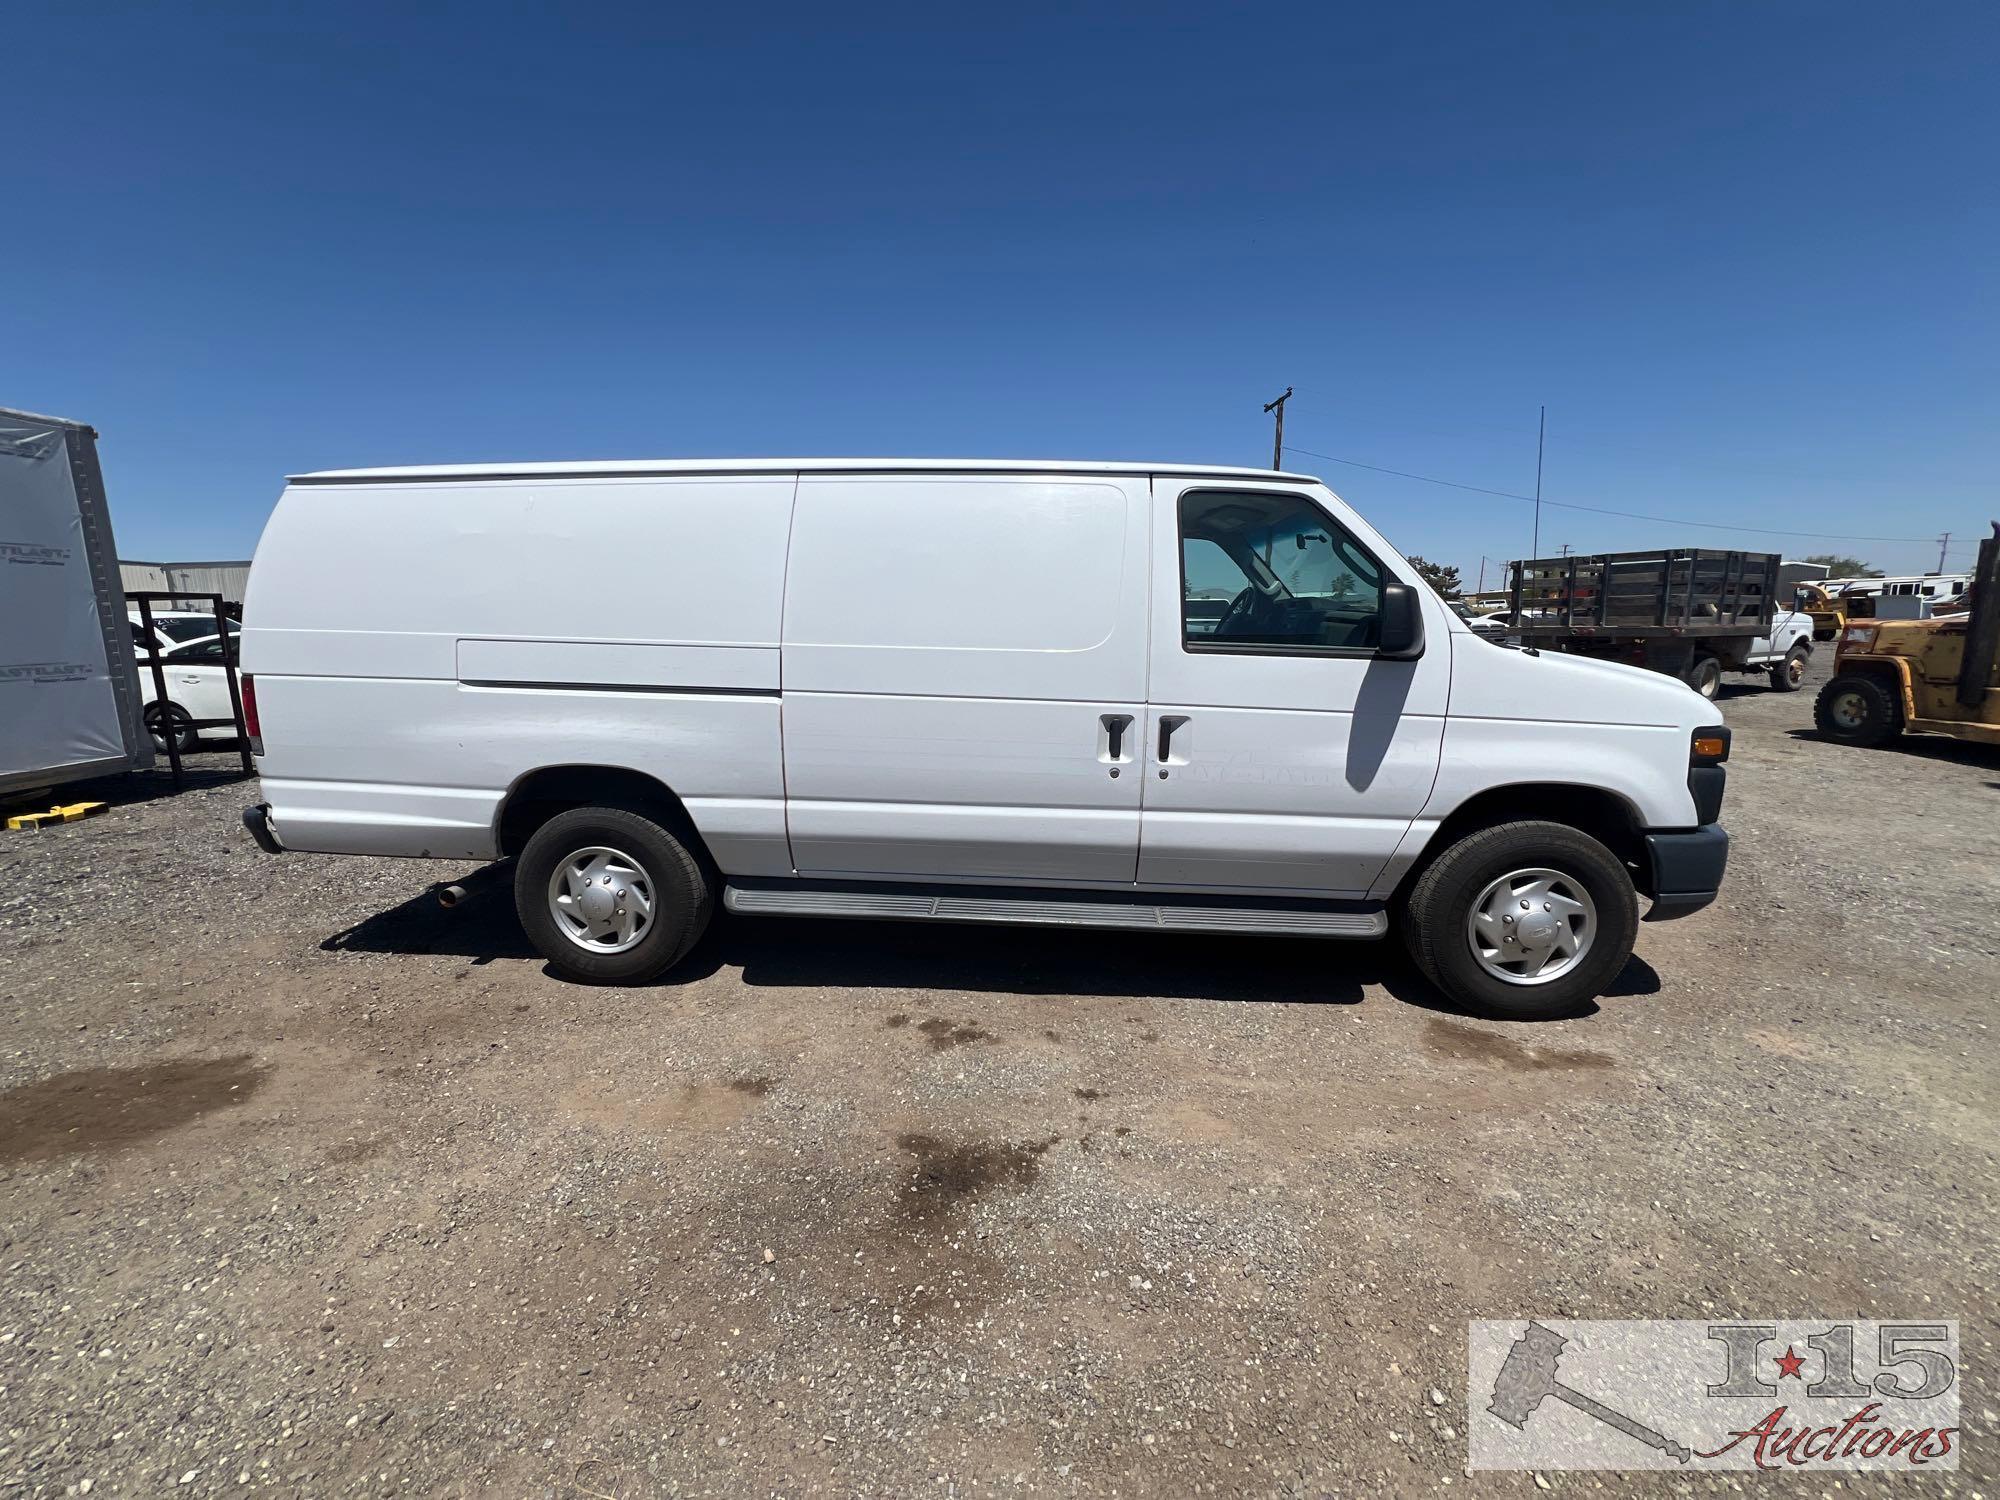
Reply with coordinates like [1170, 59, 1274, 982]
[1157, 715, 1189, 767]
[1098, 713, 1134, 770]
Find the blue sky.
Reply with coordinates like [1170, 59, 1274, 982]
[5, 1, 1993, 579]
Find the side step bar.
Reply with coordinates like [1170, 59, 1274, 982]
[723, 881, 1387, 938]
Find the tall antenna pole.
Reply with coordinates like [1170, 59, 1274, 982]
[1532, 404, 1546, 557]
[1263, 387, 1292, 470]
[1938, 532, 1951, 572]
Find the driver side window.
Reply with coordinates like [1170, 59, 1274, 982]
[1179, 490, 1384, 652]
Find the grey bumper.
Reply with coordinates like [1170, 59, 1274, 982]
[1642, 825, 1728, 920]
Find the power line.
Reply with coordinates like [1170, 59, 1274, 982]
[1282, 446, 1540, 501]
[1281, 443, 1970, 546]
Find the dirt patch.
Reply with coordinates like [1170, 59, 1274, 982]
[1075, 1087, 1106, 1101]
[1421, 1019, 1615, 1072]
[561, 1078, 770, 1135]
[914, 1017, 995, 1052]
[892, 1132, 1058, 1221]
[0, 1055, 268, 1163]
[321, 1135, 392, 1166]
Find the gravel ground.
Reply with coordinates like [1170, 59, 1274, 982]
[2, 653, 1995, 1497]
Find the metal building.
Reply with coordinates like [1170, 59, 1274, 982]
[120, 558, 252, 608]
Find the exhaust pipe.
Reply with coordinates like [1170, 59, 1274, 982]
[435, 860, 508, 909]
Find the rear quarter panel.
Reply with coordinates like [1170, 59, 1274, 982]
[242, 476, 796, 869]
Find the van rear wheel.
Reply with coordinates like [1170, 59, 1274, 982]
[1403, 820, 1639, 1020]
[515, 806, 712, 983]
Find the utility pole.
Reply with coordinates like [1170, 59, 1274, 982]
[1938, 532, 1951, 572]
[1531, 404, 1546, 558]
[1263, 388, 1292, 470]
[1558, 542, 1572, 558]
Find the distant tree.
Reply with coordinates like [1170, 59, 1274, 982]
[1802, 553, 1881, 578]
[1406, 556, 1464, 599]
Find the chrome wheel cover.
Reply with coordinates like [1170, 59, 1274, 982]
[1466, 867, 1596, 985]
[547, 846, 656, 955]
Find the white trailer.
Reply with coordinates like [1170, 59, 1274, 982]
[0, 407, 152, 797]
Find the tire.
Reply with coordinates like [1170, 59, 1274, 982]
[144, 702, 198, 754]
[514, 805, 713, 984]
[1814, 673, 1903, 747]
[1685, 656, 1723, 699]
[1767, 644, 1810, 692]
[1402, 820, 1640, 1020]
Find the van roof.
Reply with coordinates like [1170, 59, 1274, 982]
[289, 458, 1322, 485]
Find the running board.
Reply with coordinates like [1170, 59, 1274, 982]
[722, 881, 1387, 938]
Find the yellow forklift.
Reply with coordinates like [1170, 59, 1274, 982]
[1797, 581, 1849, 641]
[1814, 525, 2000, 748]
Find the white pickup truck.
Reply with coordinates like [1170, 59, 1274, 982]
[1708, 608, 1817, 695]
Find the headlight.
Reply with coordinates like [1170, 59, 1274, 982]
[1842, 624, 1877, 649]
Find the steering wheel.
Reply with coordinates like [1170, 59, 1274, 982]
[1214, 584, 1272, 638]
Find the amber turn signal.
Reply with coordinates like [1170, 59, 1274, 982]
[1690, 729, 1730, 764]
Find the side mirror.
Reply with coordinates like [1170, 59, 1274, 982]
[1377, 583, 1426, 659]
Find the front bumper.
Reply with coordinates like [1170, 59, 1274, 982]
[1642, 824, 1728, 920]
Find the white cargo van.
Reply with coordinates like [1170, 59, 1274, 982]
[239, 460, 1730, 1018]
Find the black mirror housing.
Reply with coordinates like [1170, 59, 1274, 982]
[1377, 583, 1426, 659]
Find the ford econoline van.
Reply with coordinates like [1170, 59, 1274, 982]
[239, 460, 1729, 1018]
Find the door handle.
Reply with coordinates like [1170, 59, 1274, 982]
[1157, 715, 1189, 769]
[1099, 713, 1134, 768]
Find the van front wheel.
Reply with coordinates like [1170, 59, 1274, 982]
[1403, 821, 1639, 1020]
[515, 806, 712, 984]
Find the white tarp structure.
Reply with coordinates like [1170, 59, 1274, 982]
[1, 406, 150, 795]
